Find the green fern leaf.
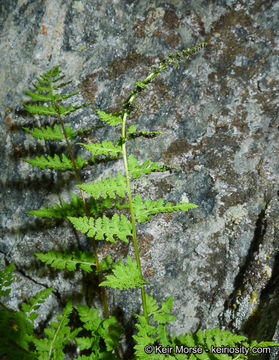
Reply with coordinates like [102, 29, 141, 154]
[79, 173, 126, 199]
[43, 65, 62, 79]
[0, 262, 14, 298]
[128, 154, 176, 179]
[35, 250, 95, 273]
[33, 83, 51, 92]
[26, 194, 111, 220]
[76, 155, 86, 169]
[99, 316, 124, 351]
[99, 256, 148, 290]
[98, 255, 113, 273]
[134, 81, 150, 89]
[22, 153, 85, 170]
[26, 194, 84, 218]
[68, 213, 132, 243]
[57, 103, 91, 116]
[79, 140, 123, 160]
[95, 109, 122, 126]
[76, 306, 122, 359]
[133, 194, 198, 223]
[23, 124, 76, 141]
[54, 91, 80, 101]
[133, 316, 158, 359]
[127, 125, 137, 134]
[23, 103, 57, 115]
[77, 306, 103, 333]
[21, 288, 53, 324]
[145, 295, 176, 324]
[33, 301, 81, 360]
[24, 90, 52, 102]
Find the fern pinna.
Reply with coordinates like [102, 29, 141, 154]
[0, 41, 275, 359]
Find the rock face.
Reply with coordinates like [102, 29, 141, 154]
[1, 0, 279, 356]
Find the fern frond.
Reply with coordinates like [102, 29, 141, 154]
[21, 288, 53, 324]
[22, 153, 86, 170]
[0, 263, 14, 298]
[78, 173, 126, 199]
[35, 250, 95, 273]
[68, 213, 132, 243]
[95, 109, 122, 126]
[128, 154, 176, 179]
[133, 194, 198, 223]
[33, 301, 81, 360]
[79, 140, 123, 160]
[23, 124, 76, 141]
[99, 256, 148, 290]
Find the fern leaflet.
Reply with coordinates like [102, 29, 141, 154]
[23, 103, 57, 116]
[0, 262, 14, 298]
[133, 295, 176, 359]
[99, 256, 149, 290]
[133, 194, 198, 223]
[27, 194, 113, 219]
[35, 250, 95, 273]
[68, 213, 132, 243]
[95, 109, 122, 126]
[127, 125, 162, 139]
[22, 153, 85, 171]
[79, 140, 123, 160]
[21, 288, 53, 324]
[128, 154, 176, 179]
[75, 306, 122, 359]
[78, 172, 126, 199]
[23, 124, 76, 141]
[24, 90, 52, 102]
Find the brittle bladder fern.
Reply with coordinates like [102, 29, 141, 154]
[1, 42, 278, 359]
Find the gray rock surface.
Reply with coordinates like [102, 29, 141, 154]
[1, 0, 279, 357]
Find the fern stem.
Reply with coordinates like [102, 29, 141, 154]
[121, 110, 149, 324]
[117, 43, 206, 327]
[50, 98, 110, 320]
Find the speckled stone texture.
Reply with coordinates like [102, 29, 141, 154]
[1, 0, 279, 357]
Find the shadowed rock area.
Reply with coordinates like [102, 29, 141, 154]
[0, 0, 278, 358]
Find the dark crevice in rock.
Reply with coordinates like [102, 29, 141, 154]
[14, 264, 61, 302]
[242, 256, 279, 344]
[222, 204, 269, 329]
